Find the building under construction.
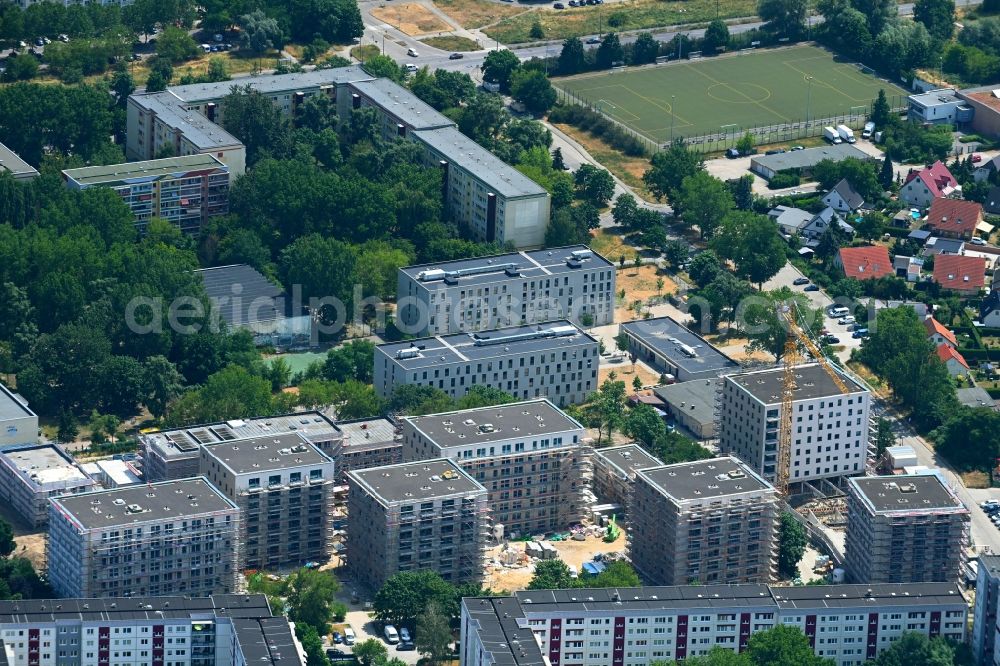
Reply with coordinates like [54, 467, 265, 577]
[628, 457, 780, 585]
[845, 474, 970, 584]
[400, 399, 592, 538]
[0, 444, 96, 527]
[328, 417, 402, 484]
[47, 478, 240, 599]
[347, 459, 489, 591]
[200, 433, 336, 570]
[591, 444, 663, 514]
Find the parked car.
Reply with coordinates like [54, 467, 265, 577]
[569, 0, 579, 5]
[326, 649, 345, 659]
[725, 147, 740, 159]
[971, 237, 987, 246]
[332, 632, 343, 644]
[793, 277, 809, 285]
[822, 335, 840, 344]
[384, 625, 399, 645]
[449, 52, 464, 59]
[586, 36, 602, 44]
[343, 628, 356, 645]
[837, 315, 856, 325]
[34, 37, 44, 46]
[553, 2, 566, 7]
[804, 284, 820, 292]
[407, 47, 419, 57]
[790, 145, 805, 151]
[398, 642, 416, 651]
[852, 328, 869, 339]
[404, 63, 418, 72]
[765, 148, 786, 155]
[972, 153, 983, 163]
[399, 628, 411, 643]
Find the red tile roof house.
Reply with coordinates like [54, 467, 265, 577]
[901, 161, 960, 209]
[834, 245, 894, 280]
[932, 254, 987, 295]
[925, 198, 983, 240]
[924, 317, 957, 349]
[936, 343, 970, 376]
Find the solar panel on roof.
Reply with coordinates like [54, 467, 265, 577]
[166, 432, 198, 452]
[212, 425, 237, 441]
[188, 428, 217, 445]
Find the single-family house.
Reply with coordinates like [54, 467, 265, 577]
[925, 198, 983, 240]
[893, 255, 922, 282]
[984, 185, 1000, 216]
[823, 179, 867, 214]
[769, 205, 813, 237]
[936, 343, 970, 376]
[932, 254, 987, 295]
[922, 237, 966, 256]
[974, 155, 1000, 183]
[900, 161, 960, 209]
[981, 289, 1000, 326]
[835, 245, 894, 280]
[924, 317, 957, 349]
[768, 206, 853, 246]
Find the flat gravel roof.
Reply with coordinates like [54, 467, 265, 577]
[349, 459, 484, 504]
[848, 474, 967, 514]
[403, 399, 581, 449]
[637, 456, 773, 502]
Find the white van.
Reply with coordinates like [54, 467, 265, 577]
[343, 627, 356, 646]
[404, 63, 418, 73]
[384, 625, 399, 644]
[828, 306, 850, 318]
[407, 47, 418, 57]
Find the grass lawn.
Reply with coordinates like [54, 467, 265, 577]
[433, 0, 525, 29]
[371, 3, 452, 35]
[590, 228, 636, 263]
[554, 45, 908, 142]
[551, 122, 657, 201]
[350, 44, 380, 62]
[421, 35, 482, 51]
[482, 0, 756, 44]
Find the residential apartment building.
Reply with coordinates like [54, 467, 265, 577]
[375, 321, 599, 407]
[61, 155, 229, 234]
[199, 433, 336, 570]
[461, 583, 969, 666]
[591, 444, 662, 511]
[0, 445, 96, 528]
[347, 459, 488, 590]
[0, 594, 306, 666]
[401, 400, 591, 538]
[140, 412, 341, 482]
[718, 364, 872, 486]
[973, 555, 1000, 665]
[844, 474, 970, 584]
[328, 418, 401, 484]
[126, 68, 374, 176]
[629, 457, 779, 585]
[0, 142, 38, 181]
[396, 246, 615, 337]
[619, 316, 740, 383]
[47, 478, 240, 599]
[0, 383, 37, 450]
[907, 89, 973, 127]
[342, 79, 550, 249]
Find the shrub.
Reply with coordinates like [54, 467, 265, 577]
[768, 170, 801, 189]
[607, 11, 627, 27]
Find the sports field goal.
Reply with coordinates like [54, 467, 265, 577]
[655, 55, 670, 64]
[739, 47, 756, 55]
[611, 65, 626, 73]
[688, 51, 702, 60]
[857, 64, 876, 76]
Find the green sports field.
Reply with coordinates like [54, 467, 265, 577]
[554, 45, 908, 143]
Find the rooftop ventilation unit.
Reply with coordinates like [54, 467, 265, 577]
[473, 325, 577, 347]
[418, 263, 518, 283]
[396, 347, 420, 360]
[678, 343, 698, 358]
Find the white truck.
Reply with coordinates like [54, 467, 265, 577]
[823, 126, 842, 144]
[862, 121, 875, 139]
[837, 124, 856, 143]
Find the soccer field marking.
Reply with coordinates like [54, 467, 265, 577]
[682, 62, 792, 124]
[780, 59, 871, 104]
[616, 84, 696, 130]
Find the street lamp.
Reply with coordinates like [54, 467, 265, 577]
[670, 94, 676, 142]
[805, 76, 813, 127]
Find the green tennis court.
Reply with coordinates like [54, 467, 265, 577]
[554, 45, 908, 142]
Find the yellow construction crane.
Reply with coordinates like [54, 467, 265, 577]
[775, 303, 850, 496]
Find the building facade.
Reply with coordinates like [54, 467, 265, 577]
[397, 246, 615, 337]
[844, 474, 970, 584]
[375, 321, 599, 407]
[718, 364, 872, 486]
[199, 433, 336, 570]
[328, 418, 401, 485]
[0, 382, 38, 450]
[461, 583, 969, 666]
[0, 142, 38, 181]
[47, 478, 240, 599]
[0, 595, 305, 666]
[973, 555, 1000, 666]
[140, 412, 341, 482]
[401, 400, 591, 538]
[62, 155, 229, 234]
[0, 445, 96, 528]
[347, 459, 488, 591]
[629, 457, 779, 586]
[591, 444, 662, 511]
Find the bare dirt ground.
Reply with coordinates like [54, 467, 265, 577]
[615, 265, 677, 322]
[0, 500, 46, 570]
[370, 4, 451, 35]
[599, 361, 661, 388]
[484, 527, 628, 592]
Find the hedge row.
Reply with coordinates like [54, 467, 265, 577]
[548, 104, 649, 157]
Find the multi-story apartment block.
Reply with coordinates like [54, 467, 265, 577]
[62, 155, 230, 234]
[140, 412, 341, 482]
[126, 68, 374, 176]
[0, 594, 306, 666]
[341, 78, 550, 249]
[719, 364, 872, 486]
[328, 418, 401, 484]
[47, 478, 240, 599]
[401, 400, 591, 538]
[375, 321, 598, 407]
[200, 433, 336, 570]
[396, 246, 615, 337]
[0, 445, 96, 528]
[0, 381, 38, 449]
[844, 474, 970, 584]
[629, 457, 779, 585]
[0, 142, 38, 181]
[591, 444, 662, 511]
[973, 555, 1000, 665]
[461, 583, 969, 666]
[125, 70, 549, 248]
[347, 459, 488, 590]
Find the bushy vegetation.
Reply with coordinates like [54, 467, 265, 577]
[548, 104, 649, 157]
